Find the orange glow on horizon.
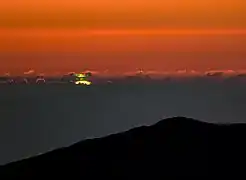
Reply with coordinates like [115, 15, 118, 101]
[0, 0, 246, 74]
[1, 28, 246, 36]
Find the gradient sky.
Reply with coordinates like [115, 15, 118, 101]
[1, 0, 246, 74]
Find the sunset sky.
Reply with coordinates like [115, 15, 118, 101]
[1, 0, 246, 74]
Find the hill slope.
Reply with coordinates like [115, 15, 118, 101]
[1, 116, 246, 177]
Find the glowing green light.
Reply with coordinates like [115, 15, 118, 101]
[75, 73, 86, 78]
[73, 73, 91, 85]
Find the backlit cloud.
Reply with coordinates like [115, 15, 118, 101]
[24, 69, 35, 75]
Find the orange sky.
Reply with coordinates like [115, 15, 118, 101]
[0, 0, 246, 74]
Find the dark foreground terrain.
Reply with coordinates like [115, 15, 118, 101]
[1, 82, 246, 165]
[1, 116, 246, 177]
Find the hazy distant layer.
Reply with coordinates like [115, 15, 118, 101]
[1, 80, 246, 165]
[2, 69, 246, 78]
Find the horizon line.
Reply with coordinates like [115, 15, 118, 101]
[3, 69, 246, 76]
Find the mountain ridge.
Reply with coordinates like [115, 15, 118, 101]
[1, 116, 246, 177]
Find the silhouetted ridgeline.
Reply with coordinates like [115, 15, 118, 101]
[1, 117, 246, 177]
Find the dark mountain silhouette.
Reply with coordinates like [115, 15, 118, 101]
[1, 116, 246, 178]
